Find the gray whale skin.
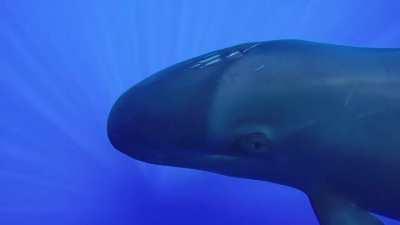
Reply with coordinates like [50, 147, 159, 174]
[108, 40, 400, 225]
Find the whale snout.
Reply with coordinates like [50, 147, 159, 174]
[107, 65, 219, 162]
[107, 85, 151, 158]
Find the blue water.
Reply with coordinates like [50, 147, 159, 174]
[1, 1, 400, 224]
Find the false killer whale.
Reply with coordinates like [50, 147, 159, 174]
[107, 40, 400, 225]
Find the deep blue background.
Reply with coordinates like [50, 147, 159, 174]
[1, 1, 400, 224]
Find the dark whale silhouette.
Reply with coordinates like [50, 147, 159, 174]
[108, 40, 400, 225]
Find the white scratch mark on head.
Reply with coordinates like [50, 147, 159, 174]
[242, 43, 261, 53]
[190, 63, 202, 68]
[191, 54, 222, 69]
[344, 89, 355, 106]
[344, 93, 353, 106]
[198, 54, 220, 64]
[227, 51, 242, 58]
[201, 58, 222, 68]
[255, 65, 265, 72]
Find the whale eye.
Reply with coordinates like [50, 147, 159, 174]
[235, 132, 271, 154]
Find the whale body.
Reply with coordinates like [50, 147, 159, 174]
[107, 40, 400, 225]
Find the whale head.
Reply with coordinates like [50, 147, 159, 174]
[107, 41, 322, 186]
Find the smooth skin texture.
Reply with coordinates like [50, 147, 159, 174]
[108, 40, 400, 225]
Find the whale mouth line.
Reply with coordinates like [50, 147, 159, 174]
[123, 147, 243, 168]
